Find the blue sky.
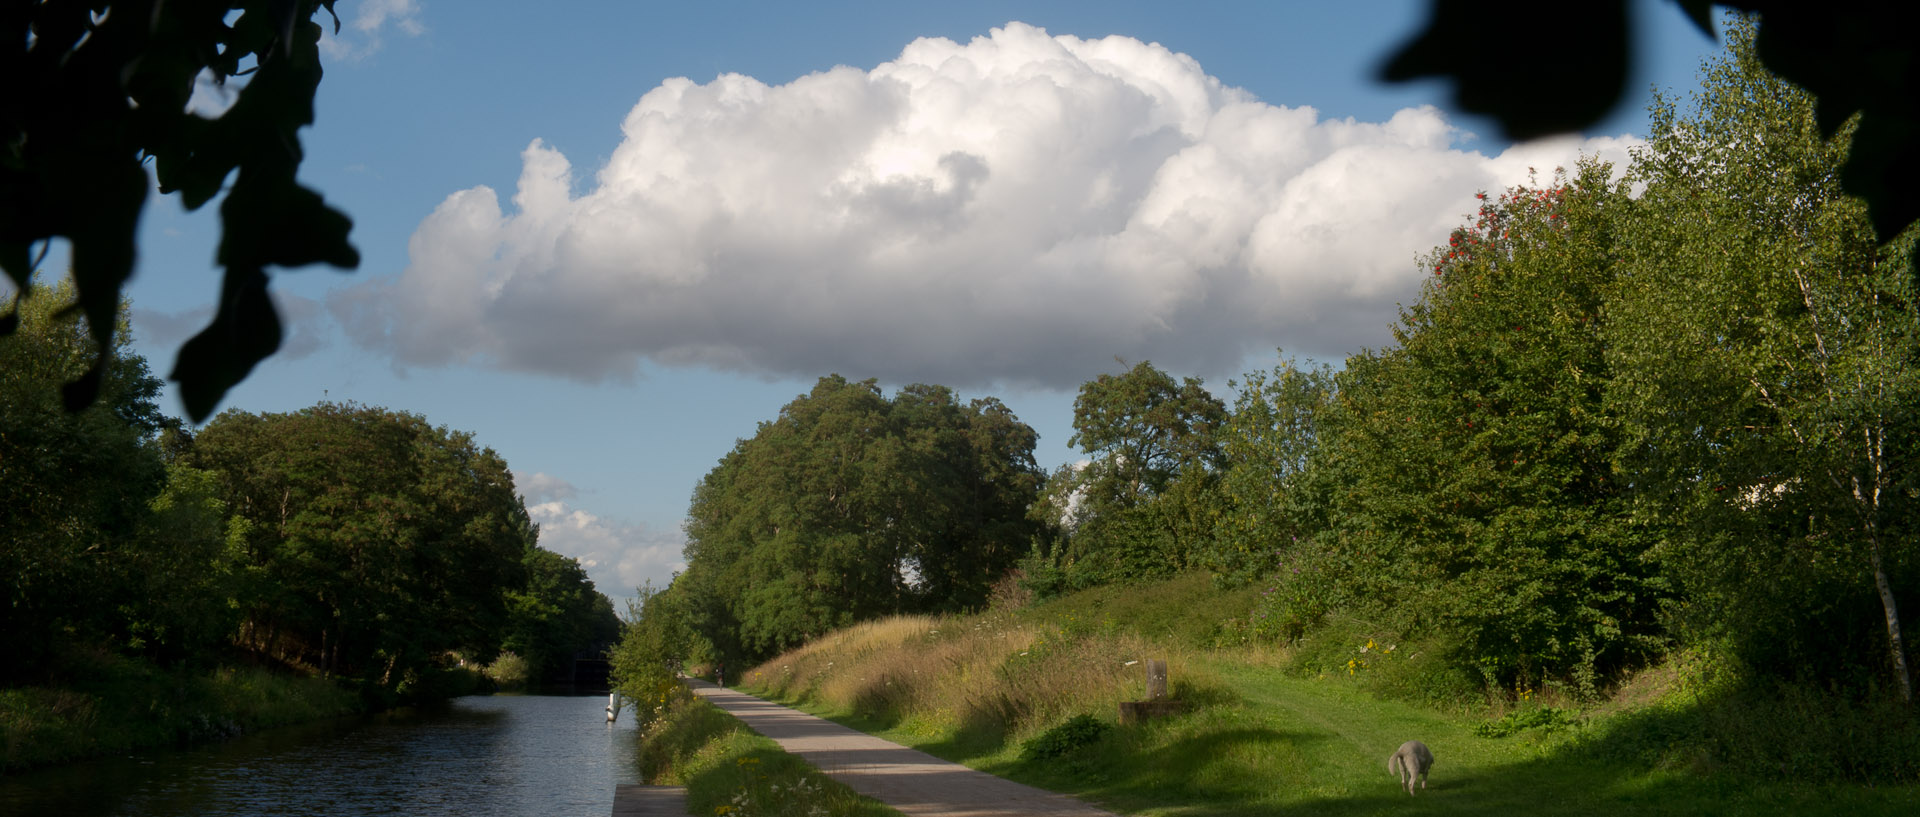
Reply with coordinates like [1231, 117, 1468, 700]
[40, 1, 1724, 609]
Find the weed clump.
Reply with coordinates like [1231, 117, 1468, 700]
[1020, 714, 1111, 761]
[1475, 706, 1581, 738]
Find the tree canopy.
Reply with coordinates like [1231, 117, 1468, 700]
[1607, 22, 1920, 699]
[670, 375, 1043, 664]
[1, 282, 170, 674]
[185, 402, 530, 687]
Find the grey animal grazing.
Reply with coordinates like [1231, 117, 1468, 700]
[1387, 740, 1433, 795]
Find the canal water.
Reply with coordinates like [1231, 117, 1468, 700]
[0, 694, 641, 817]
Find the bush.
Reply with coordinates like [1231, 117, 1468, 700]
[1581, 677, 1920, 783]
[485, 651, 531, 690]
[0, 653, 359, 773]
[1475, 706, 1582, 738]
[1020, 714, 1111, 761]
[1281, 616, 1482, 709]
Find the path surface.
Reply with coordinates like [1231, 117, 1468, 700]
[684, 677, 1119, 817]
[611, 784, 687, 816]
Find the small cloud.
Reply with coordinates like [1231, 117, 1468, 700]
[132, 291, 330, 360]
[319, 0, 426, 61]
[526, 500, 687, 599]
[513, 470, 578, 504]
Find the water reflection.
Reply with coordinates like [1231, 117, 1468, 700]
[0, 694, 640, 817]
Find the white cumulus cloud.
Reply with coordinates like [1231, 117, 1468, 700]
[333, 22, 1638, 388]
[526, 499, 686, 601]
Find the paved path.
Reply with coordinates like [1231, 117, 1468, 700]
[684, 678, 1119, 817]
[611, 784, 687, 816]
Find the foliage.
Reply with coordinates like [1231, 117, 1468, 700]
[1, 1, 359, 420]
[1475, 706, 1581, 738]
[1574, 675, 1920, 786]
[1205, 354, 1336, 585]
[1019, 713, 1110, 761]
[0, 649, 360, 774]
[1606, 19, 1920, 697]
[1303, 164, 1668, 696]
[125, 463, 247, 663]
[0, 282, 171, 677]
[501, 543, 620, 684]
[185, 402, 530, 691]
[483, 651, 531, 691]
[1033, 361, 1226, 584]
[1069, 361, 1227, 501]
[1383, 3, 1920, 245]
[671, 376, 1043, 664]
[611, 581, 706, 700]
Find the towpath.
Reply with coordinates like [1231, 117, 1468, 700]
[677, 677, 1119, 817]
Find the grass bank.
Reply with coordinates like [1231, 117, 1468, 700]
[632, 682, 903, 817]
[1, 650, 362, 774]
[739, 574, 1920, 816]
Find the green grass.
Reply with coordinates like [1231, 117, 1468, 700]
[634, 685, 905, 817]
[1, 650, 361, 773]
[739, 574, 1920, 817]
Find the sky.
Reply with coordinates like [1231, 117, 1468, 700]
[21, 0, 1725, 611]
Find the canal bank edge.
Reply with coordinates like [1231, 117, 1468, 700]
[1, 653, 445, 774]
[631, 680, 904, 817]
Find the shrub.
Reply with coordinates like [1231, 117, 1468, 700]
[1475, 706, 1582, 738]
[1020, 714, 1111, 761]
[484, 651, 531, 690]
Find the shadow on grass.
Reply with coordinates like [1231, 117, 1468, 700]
[986, 704, 1919, 817]
[908, 697, 1017, 763]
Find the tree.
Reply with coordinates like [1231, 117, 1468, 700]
[1070, 361, 1227, 502]
[1607, 20, 1918, 700]
[608, 580, 702, 707]
[1037, 361, 1226, 584]
[186, 403, 527, 689]
[501, 543, 621, 683]
[1385, 2, 1920, 246]
[1206, 353, 1337, 585]
[1306, 165, 1668, 694]
[0, 281, 168, 677]
[675, 375, 1043, 663]
[2, 1, 358, 421]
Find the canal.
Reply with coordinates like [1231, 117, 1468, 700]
[0, 694, 641, 816]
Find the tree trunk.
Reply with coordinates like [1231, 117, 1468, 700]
[1868, 535, 1912, 703]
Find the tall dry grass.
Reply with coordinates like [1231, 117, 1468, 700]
[742, 610, 1228, 749]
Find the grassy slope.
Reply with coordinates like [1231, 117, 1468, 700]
[634, 684, 904, 817]
[740, 575, 1920, 817]
[1, 650, 363, 773]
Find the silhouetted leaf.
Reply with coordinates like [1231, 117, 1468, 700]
[2, 1, 356, 420]
[1747, 3, 1920, 241]
[170, 266, 283, 423]
[1381, 0, 1629, 141]
[1390, 1, 1920, 246]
